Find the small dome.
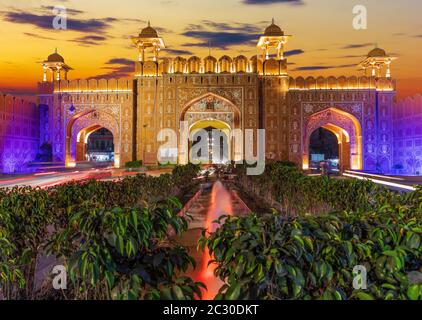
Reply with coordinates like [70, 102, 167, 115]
[264, 20, 284, 37]
[139, 22, 159, 38]
[47, 50, 64, 63]
[368, 47, 387, 58]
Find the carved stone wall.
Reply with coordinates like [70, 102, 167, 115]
[287, 89, 394, 172]
[393, 94, 422, 174]
[262, 76, 289, 160]
[38, 74, 396, 171]
[0, 94, 40, 173]
[45, 79, 133, 167]
[136, 73, 259, 164]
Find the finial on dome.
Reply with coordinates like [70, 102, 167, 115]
[148, 20, 150, 27]
[272, 18, 275, 24]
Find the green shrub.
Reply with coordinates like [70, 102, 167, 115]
[48, 197, 204, 300]
[201, 162, 422, 300]
[125, 161, 143, 169]
[237, 161, 395, 215]
[0, 165, 202, 300]
[200, 205, 422, 300]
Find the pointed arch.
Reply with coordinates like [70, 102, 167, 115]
[304, 107, 363, 171]
[180, 92, 241, 129]
[65, 110, 120, 167]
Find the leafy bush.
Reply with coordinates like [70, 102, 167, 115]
[237, 162, 395, 215]
[0, 187, 53, 299]
[125, 161, 143, 169]
[47, 198, 204, 300]
[0, 165, 202, 300]
[171, 163, 201, 193]
[200, 205, 422, 300]
[200, 162, 422, 300]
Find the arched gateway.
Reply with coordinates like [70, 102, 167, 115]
[65, 110, 121, 168]
[36, 21, 396, 172]
[303, 108, 363, 172]
[179, 93, 242, 164]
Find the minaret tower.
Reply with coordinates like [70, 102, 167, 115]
[131, 22, 165, 76]
[257, 19, 291, 75]
[358, 46, 397, 78]
[40, 49, 72, 82]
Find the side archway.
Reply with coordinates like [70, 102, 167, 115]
[303, 107, 363, 171]
[65, 110, 121, 167]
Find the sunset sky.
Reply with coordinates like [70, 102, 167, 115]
[1, 0, 422, 98]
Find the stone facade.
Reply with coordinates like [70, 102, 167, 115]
[3, 22, 413, 174]
[0, 93, 40, 173]
[393, 94, 422, 175]
[37, 70, 396, 172]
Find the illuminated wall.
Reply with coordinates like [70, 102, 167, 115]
[288, 76, 395, 173]
[0, 93, 40, 173]
[39, 78, 134, 168]
[393, 94, 422, 175]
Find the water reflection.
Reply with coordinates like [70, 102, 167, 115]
[197, 181, 233, 299]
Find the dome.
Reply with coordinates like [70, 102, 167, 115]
[264, 20, 284, 37]
[139, 22, 159, 38]
[368, 47, 387, 58]
[47, 50, 64, 63]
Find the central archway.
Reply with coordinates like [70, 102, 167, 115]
[303, 108, 362, 172]
[189, 119, 232, 164]
[179, 92, 241, 164]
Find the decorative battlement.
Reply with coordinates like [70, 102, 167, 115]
[52, 78, 133, 94]
[288, 76, 396, 91]
[0, 93, 38, 115]
[135, 55, 284, 76]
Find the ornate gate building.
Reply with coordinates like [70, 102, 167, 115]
[37, 21, 397, 172]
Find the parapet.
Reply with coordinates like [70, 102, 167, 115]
[0, 93, 38, 117]
[51, 78, 134, 94]
[288, 76, 396, 91]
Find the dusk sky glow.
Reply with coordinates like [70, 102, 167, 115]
[1, 0, 422, 98]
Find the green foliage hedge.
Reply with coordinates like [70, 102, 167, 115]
[48, 198, 204, 300]
[200, 162, 422, 300]
[237, 162, 398, 215]
[125, 161, 143, 169]
[0, 164, 200, 300]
